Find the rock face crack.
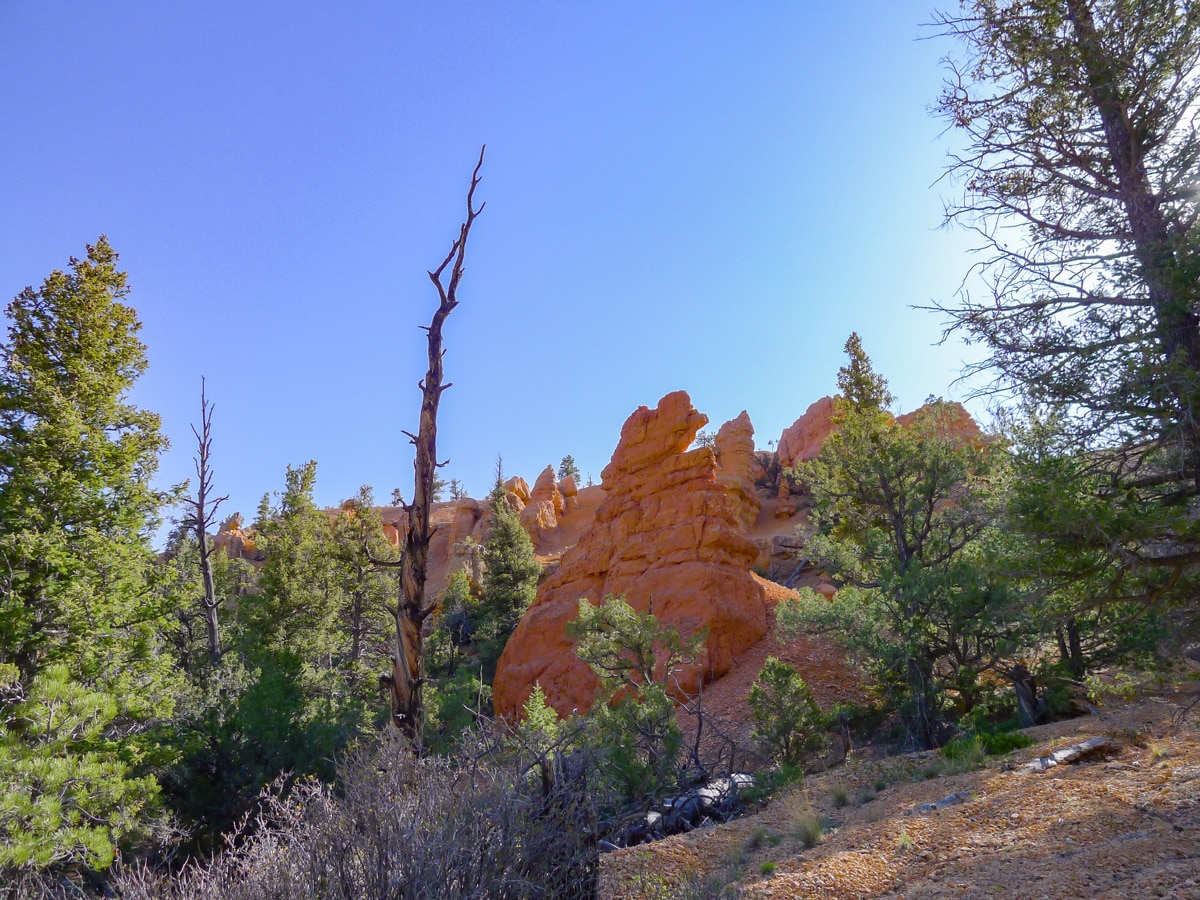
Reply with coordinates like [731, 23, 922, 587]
[493, 391, 769, 718]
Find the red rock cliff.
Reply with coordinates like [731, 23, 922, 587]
[492, 391, 769, 719]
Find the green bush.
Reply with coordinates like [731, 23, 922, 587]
[979, 731, 1035, 755]
[0, 666, 165, 873]
[940, 734, 985, 772]
[749, 657, 826, 769]
[567, 595, 704, 803]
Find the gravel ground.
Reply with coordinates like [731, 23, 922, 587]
[602, 686, 1200, 899]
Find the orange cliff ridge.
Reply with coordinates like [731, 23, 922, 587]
[492, 391, 771, 719]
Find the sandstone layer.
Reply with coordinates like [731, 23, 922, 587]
[493, 391, 770, 719]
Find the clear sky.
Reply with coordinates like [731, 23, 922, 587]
[1, 2, 986, 525]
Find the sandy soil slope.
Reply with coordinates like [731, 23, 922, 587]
[603, 686, 1200, 899]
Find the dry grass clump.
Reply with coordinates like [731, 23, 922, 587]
[830, 783, 849, 807]
[793, 807, 823, 849]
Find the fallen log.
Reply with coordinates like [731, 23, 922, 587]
[1013, 737, 1110, 774]
[908, 790, 970, 815]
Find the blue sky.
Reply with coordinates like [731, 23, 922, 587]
[1, 2, 985, 523]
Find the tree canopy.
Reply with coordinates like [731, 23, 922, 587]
[933, 0, 1200, 605]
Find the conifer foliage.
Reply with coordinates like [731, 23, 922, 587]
[477, 479, 541, 677]
[933, 0, 1200, 606]
[0, 238, 174, 872]
[791, 336, 1010, 748]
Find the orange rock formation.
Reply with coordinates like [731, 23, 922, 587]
[776, 395, 837, 470]
[520, 465, 565, 541]
[897, 400, 982, 444]
[212, 513, 261, 560]
[493, 391, 770, 719]
[504, 476, 531, 511]
[777, 397, 982, 473]
[559, 474, 580, 512]
[531, 465, 567, 517]
[714, 410, 764, 530]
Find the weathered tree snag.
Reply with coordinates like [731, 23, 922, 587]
[384, 146, 486, 745]
[182, 376, 228, 665]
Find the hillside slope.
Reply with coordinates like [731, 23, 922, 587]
[602, 687, 1200, 899]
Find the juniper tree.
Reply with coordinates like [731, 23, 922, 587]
[933, 0, 1200, 611]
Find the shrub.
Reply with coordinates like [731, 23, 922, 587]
[109, 733, 599, 900]
[423, 666, 491, 755]
[749, 657, 826, 769]
[940, 734, 985, 773]
[979, 731, 1034, 755]
[567, 595, 703, 803]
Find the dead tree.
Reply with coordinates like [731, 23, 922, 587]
[182, 376, 228, 665]
[381, 146, 485, 744]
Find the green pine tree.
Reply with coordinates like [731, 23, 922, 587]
[477, 479, 541, 679]
[836, 332, 893, 415]
[557, 454, 581, 483]
[749, 657, 826, 769]
[0, 238, 175, 873]
[567, 595, 705, 802]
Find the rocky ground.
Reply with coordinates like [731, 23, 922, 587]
[602, 685, 1200, 899]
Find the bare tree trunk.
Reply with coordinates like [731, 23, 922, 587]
[906, 654, 939, 750]
[184, 377, 228, 666]
[1011, 662, 1039, 729]
[1056, 618, 1086, 681]
[383, 147, 486, 745]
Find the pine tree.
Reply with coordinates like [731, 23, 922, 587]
[477, 479, 541, 678]
[0, 238, 174, 873]
[932, 0, 1200, 608]
[328, 486, 397, 674]
[836, 332, 893, 415]
[557, 454, 581, 483]
[566, 595, 704, 801]
[795, 344, 1012, 747]
[0, 236, 169, 682]
[244, 461, 336, 657]
[749, 657, 826, 769]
